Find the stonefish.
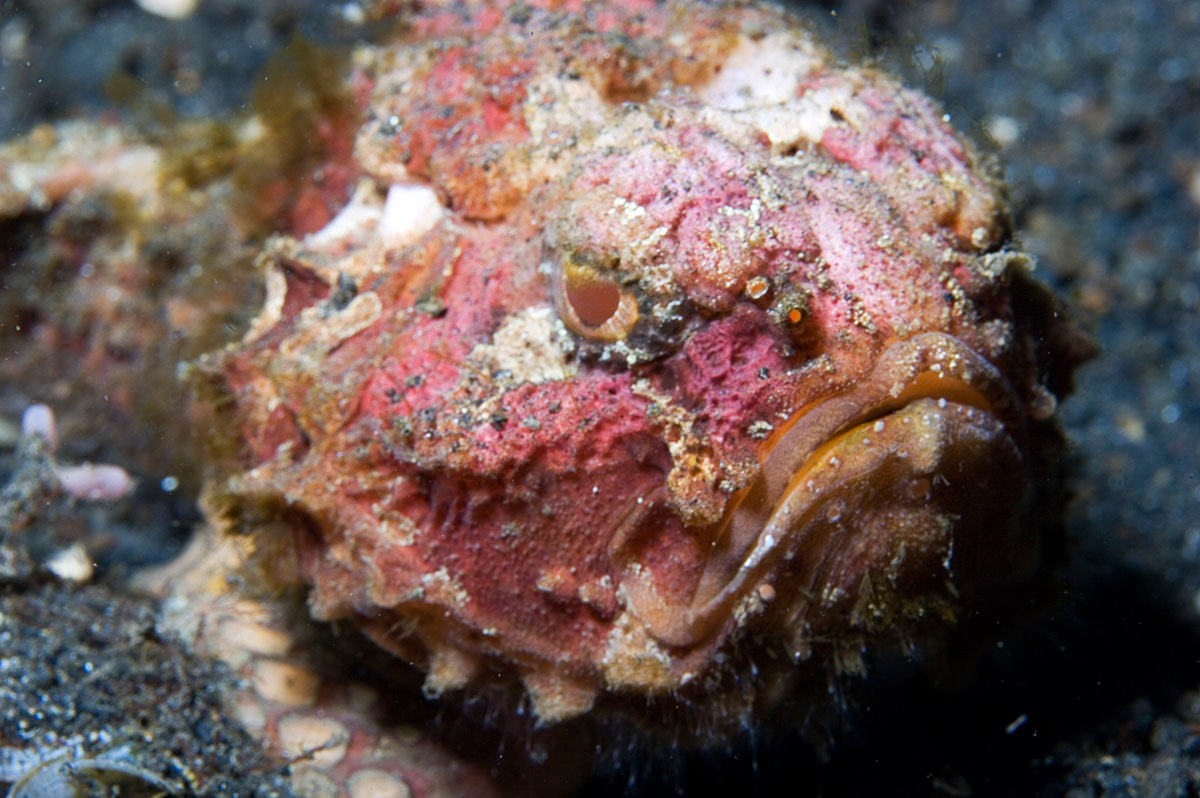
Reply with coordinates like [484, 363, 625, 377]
[198, 0, 1087, 732]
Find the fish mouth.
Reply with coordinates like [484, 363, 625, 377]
[617, 332, 1033, 652]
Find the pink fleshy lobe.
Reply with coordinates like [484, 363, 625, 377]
[56, 463, 136, 501]
[20, 404, 58, 451]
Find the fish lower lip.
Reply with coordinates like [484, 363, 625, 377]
[619, 332, 1030, 653]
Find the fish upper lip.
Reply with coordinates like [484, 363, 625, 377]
[615, 331, 1027, 651]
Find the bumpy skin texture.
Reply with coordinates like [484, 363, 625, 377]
[210, 0, 1087, 727]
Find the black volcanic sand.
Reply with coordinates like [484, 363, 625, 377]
[0, 578, 294, 798]
[2, 1, 1199, 796]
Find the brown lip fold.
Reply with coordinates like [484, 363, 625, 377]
[618, 332, 1029, 651]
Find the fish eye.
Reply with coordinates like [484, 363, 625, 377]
[552, 251, 639, 341]
[565, 264, 620, 326]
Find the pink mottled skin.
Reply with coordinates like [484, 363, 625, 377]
[210, 0, 1086, 736]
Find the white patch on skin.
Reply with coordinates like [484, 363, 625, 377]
[522, 73, 609, 149]
[696, 32, 856, 155]
[697, 33, 824, 109]
[468, 306, 576, 386]
[378, 182, 445, 250]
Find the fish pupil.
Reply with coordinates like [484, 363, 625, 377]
[566, 270, 621, 327]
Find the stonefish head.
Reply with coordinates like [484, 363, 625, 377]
[204, 0, 1089, 728]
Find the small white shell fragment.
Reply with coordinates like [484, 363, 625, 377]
[46, 543, 94, 583]
[134, 0, 198, 19]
